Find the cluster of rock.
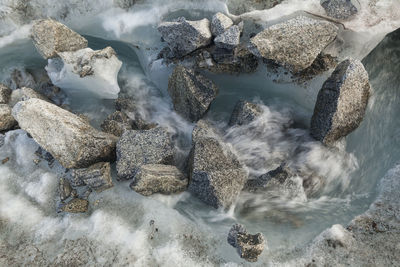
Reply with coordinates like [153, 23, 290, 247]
[227, 224, 265, 262]
[31, 19, 122, 99]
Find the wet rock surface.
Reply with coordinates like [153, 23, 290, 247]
[227, 0, 284, 15]
[31, 19, 88, 59]
[101, 111, 133, 137]
[0, 104, 17, 131]
[158, 17, 212, 57]
[321, 0, 358, 20]
[72, 162, 113, 192]
[168, 66, 218, 122]
[0, 84, 11, 104]
[9, 87, 49, 107]
[12, 98, 117, 168]
[115, 97, 156, 130]
[116, 127, 174, 180]
[229, 100, 263, 126]
[59, 177, 73, 201]
[214, 25, 241, 50]
[60, 198, 89, 213]
[310, 58, 371, 145]
[130, 164, 188, 196]
[227, 224, 265, 262]
[249, 16, 338, 72]
[188, 120, 247, 209]
[211, 13, 233, 37]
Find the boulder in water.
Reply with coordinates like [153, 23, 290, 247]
[0, 84, 11, 104]
[130, 164, 188, 196]
[31, 19, 88, 59]
[72, 162, 114, 192]
[188, 120, 247, 209]
[116, 127, 174, 180]
[321, 0, 358, 20]
[229, 100, 263, 126]
[168, 66, 218, 122]
[12, 98, 117, 168]
[101, 111, 133, 137]
[0, 104, 17, 131]
[227, 224, 265, 262]
[211, 12, 233, 37]
[60, 198, 89, 213]
[158, 17, 212, 57]
[214, 25, 241, 50]
[249, 16, 338, 72]
[9, 87, 49, 107]
[310, 58, 371, 145]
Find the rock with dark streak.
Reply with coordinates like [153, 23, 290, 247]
[72, 162, 113, 192]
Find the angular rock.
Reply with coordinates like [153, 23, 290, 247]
[12, 98, 117, 169]
[158, 17, 212, 57]
[130, 164, 188, 196]
[321, 0, 358, 20]
[188, 120, 247, 209]
[72, 162, 113, 192]
[249, 16, 338, 72]
[229, 100, 263, 126]
[168, 66, 218, 122]
[47, 47, 122, 99]
[9, 87, 49, 107]
[0, 84, 11, 104]
[101, 111, 133, 137]
[31, 19, 88, 59]
[211, 12, 233, 36]
[0, 104, 17, 131]
[214, 25, 241, 50]
[59, 177, 72, 201]
[310, 58, 371, 145]
[245, 164, 307, 201]
[61, 198, 89, 213]
[228, 224, 265, 262]
[116, 127, 174, 180]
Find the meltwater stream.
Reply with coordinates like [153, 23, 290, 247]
[0, 0, 400, 266]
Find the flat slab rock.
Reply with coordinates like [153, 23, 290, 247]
[310, 58, 371, 145]
[228, 224, 265, 262]
[188, 120, 247, 209]
[12, 98, 117, 169]
[249, 16, 338, 72]
[72, 162, 113, 192]
[168, 66, 218, 122]
[158, 17, 212, 57]
[130, 164, 188, 196]
[31, 19, 88, 59]
[116, 127, 174, 180]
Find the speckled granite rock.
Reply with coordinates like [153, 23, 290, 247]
[61, 198, 89, 213]
[31, 19, 88, 59]
[211, 12, 233, 36]
[0, 104, 17, 131]
[227, 224, 265, 262]
[72, 162, 113, 192]
[116, 127, 174, 180]
[188, 120, 247, 209]
[321, 0, 358, 20]
[12, 98, 117, 168]
[101, 111, 133, 137]
[158, 17, 212, 57]
[59, 177, 73, 201]
[168, 66, 218, 122]
[0, 84, 11, 104]
[249, 16, 338, 72]
[214, 25, 241, 50]
[310, 58, 371, 145]
[130, 164, 188, 196]
[229, 100, 263, 126]
[227, 0, 284, 15]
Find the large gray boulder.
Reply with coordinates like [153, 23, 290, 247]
[310, 58, 371, 145]
[0, 84, 11, 104]
[168, 66, 218, 122]
[211, 12, 233, 36]
[188, 120, 247, 209]
[72, 162, 113, 192]
[229, 100, 263, 126]
[116, 127, 174, 180]
[158, 17, 212, 57]
[0, 104, 17, 131]
[31, 19, 88, 59]
[12, 98, 117, 168]
[249, 16, 338, 72]
[214, 25, 241, 50]
[130, 164, 188, 196]
[321, 0, 358, 20]
[227, 224, 265, 262]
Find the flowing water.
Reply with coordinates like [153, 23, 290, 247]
[0, 0, 400, 265]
